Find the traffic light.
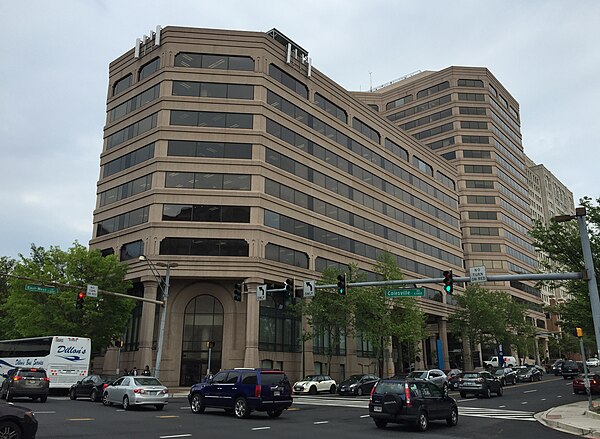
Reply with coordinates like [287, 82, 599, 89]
[115, 340, 123, 348]
[337, 273, 347, 296]
[75, 291, 85, 309]
[442, 270, 453, 294]
[233, 283, 242, 302]
[573, 327, 583, 338]
[285, 278, 294, 298]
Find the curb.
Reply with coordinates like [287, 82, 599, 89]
[536, 407, 600, 438]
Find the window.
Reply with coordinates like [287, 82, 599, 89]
[458, 93, 485, 102]
[167, 140, 252, 159]
[413, 122, 453, 140]
[159, 238, 249, 256]
[458, 79, 484, 88]
[172, 81, 254, 100]
[352, 118, 380, 143]
[399, 108, 452, 130]
[470, 227, 499, 236]
[412, 156, 433, 176]
[461, 121, 488, 130]
[385, 94, 413, 110]
[113, 74, 132, 96]
[462, 135, 489, 144]
[426, 136, 454, 150]
[384, 138, 408, 161]
[463, 150, 491, 159]
[96, 206, 149, 236]
[464, 165, 493, 174]
[103, 143, 154, 178]
[269, 64, 308, 99]
[468, 211, 498, 220]
[416, 81, 449, 99]
[466, 180, 494, 189]
[472, 243, 502, 252]
[387, 95, 450, 122]
[109, 84, 160, 122]
[259, 295, 301, 352]
[170, 110, 253, 129]
[106, 113, 158, 150]
[165, 172, 250, 190]
[163, 204, 250, 223]
[459, 106, 486, 116]
[99, 174, 152, 207]
[265, 243, 309, 268]
[120, 240, 144, 261]
[174, 52, 254, 71]
[139, 57, 160, 81]
[314, 93, 347, 123]
[466, 195, 496, 204]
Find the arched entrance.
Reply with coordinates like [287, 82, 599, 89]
[179, 295, 223, 386]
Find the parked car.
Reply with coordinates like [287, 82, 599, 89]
[444, 369, 462, 390]
[573, 373, 600, 394]
[546, 358, 563, 374]
[494, 367, 517, 386]
[293, 374, 337, 395]
[458, 370, 503, 398]
[551, 359, 566, 376]
[102, 375, 169, 410]
[70, 374, 118, 402]
[406, 369, 448, 394]
[368, 378, 458, 431]
[484, 355, 517, 368]
[515, 366, 542, 382]
[0, 367, 50, 402]
[337, 374, 379, 396]
[0, 403, 38, 439]
[188, 368, 292, 418]
[561, 360, 581, 379]
[586, 357, 600, 367]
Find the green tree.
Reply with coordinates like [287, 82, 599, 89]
[1, 242, 135, 352]
[529, 196, 600, 354]
[449, 284, 528, 369]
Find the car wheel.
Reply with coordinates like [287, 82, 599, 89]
[267, 409, 283, 418]
[123, 395, 131, 410]
[69, 388, 77, 400]
[374, 419, 387, 429]
[329, 385, 336, 394]
[6, 389, 13, 402]
[190, 394, 205, 414]
[90, 389, 98, 402]
[40, 395, 47, 403]
[563, 375, 568, 379]
[357, 387, 363, 396]
[446, 406, 459, 427]
[155, 404, 164, 411]
[234, 397, 249, 419]
[497, 386, 503, 396]
[102, 392, 112, 406]
[483, 387, 491, 398]
[416, 411, 429, 432]
[309, 386, 317, 395]
[459, 391, 467, 398]
[0, 421, 21, 439]
[538, 374, 542, 381]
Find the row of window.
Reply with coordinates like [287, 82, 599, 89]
[96, 206, 149, 237]
[162, 204, 251, 223]
[103, 143, 154, 178]
[416, 81, 450, 99]
[167, 140, 252, 159]
[314, 92, 347, 123]
[106, 113, 157, 150]
[170, 110, 253, 129]
[172, 80, 254, 100]
[99, 174, 152, 207]
[459, 106, 486, 116]
[426, 136, 454, 150]
[463, 150, 491, 159]
[269, 63, 308, 99]
[174, 52, 254, 71]
[109, 84, 160, 123]
[352, 117, 380, 143]
[264, 210, 462, 277]
[160, 238, 249, 256]
[414, 122, 453, 141]
[265, 243, 309, 268]
[165, 172, 251, 190]
[399, 108, 453, 131]
[387, 94, 451, 123]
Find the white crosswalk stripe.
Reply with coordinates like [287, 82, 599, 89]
[458, 406, 536, 421]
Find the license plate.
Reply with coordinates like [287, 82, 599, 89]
[374, 406, 382, 412]
[274, 390, 280, 396]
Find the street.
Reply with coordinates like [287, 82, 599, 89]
[12, 375, 592, 438]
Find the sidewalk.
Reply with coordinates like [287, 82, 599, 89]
[537, 401, 600, 438]
[169, 387, 191, 398]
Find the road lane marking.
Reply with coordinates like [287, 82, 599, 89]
[498, 405, 506, 408]
[288, 407, 300, 411]
[557, 395, 563, 397]
[521, 402, 528, 404]
[33, 411, 56, 414]
[314, 421, 329, 424]
[541, 398, 547, 401]
[67, 418, 95, 421]
[251, 427, 271, 431]
[523, 390, 537, 393]
[157, 415, 179, 418]
[160, 435, 192, 438]
[360, 414, 370, 418]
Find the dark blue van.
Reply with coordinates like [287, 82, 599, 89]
[188, 368, 292, 418]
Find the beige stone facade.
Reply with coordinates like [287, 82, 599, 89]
[90, 26, 570, 386]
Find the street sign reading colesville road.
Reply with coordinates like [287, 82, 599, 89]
[385, 288, 424, 298]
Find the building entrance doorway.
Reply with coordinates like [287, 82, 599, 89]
[179, 294, 223, 386]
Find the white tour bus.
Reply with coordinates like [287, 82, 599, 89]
[0, 336, 91, 389]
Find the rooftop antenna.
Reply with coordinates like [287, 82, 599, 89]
[369, 71, 373, 92]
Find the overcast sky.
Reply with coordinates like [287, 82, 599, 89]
[1, 0, 598, 260]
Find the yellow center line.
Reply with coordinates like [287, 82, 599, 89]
[157, 415, 180, 418]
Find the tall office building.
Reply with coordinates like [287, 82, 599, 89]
[90, 26, 571, 385]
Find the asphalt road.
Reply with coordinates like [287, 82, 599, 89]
[8, 373, 595, 439]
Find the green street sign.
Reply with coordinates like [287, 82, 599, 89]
[385, 288, 424, 298]
[25, 284, 58, 294]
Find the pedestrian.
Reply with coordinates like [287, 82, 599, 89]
[130, 367, 138, 376]
[143, 365, 151, 376]
[122, 368, 129, 376]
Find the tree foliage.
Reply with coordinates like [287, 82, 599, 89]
[0, 243, 135, 352]
[529, 196, 600, 353]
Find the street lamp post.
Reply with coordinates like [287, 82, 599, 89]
[554, 207, 600, 357]
[139, 255, 178, 380]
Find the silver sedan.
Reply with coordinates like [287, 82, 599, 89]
[102, 376, 169, 410]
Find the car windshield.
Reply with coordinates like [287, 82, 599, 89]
[303, 375, 317, 381]
[375, 381, 405, 394]
[462, 373, 480, 379]
[407, 371, 428, 379]
[494, 369, 504, 376]
[133, 377, 163, 386]
[261, 373, 288, 386]
[346, 375, 363, 382]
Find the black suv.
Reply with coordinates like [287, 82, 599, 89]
[561, 360, 580, 379]
[0, 367, 49, 402]
[368, 378, 458, 431]
[188, 368, 292, 418]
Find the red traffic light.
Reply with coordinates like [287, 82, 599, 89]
[78, 292, 85, 299]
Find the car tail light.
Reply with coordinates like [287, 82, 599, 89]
[43, 377, 50, 382]
[255, 385, 261, 398]
[102, 383, 109, 390]
[161, 389, 168, 395]
[404, 383, 412, 407]
[370, 385, 376, 401]
[133, 388, 146, 394]
[13, 376, 22, 381]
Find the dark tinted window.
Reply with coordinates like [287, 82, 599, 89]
[133, 377, 162, 386]
[260, 372, 288, 386]
[19, 370, 47, 378]
[212, 371, 228, 383]
[375, 381, 404, 394]
[241, 372, 258, 385]
[226, 371, 240, 384]
[113, 74, 132, 96]
[139, 58, 160, 80]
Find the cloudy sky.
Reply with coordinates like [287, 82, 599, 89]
[1, 0, 599, 260]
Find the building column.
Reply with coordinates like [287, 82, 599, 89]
[243, 279, 261, 368]
[139, 279, 159, 373]
[438, 317, 450, 369]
